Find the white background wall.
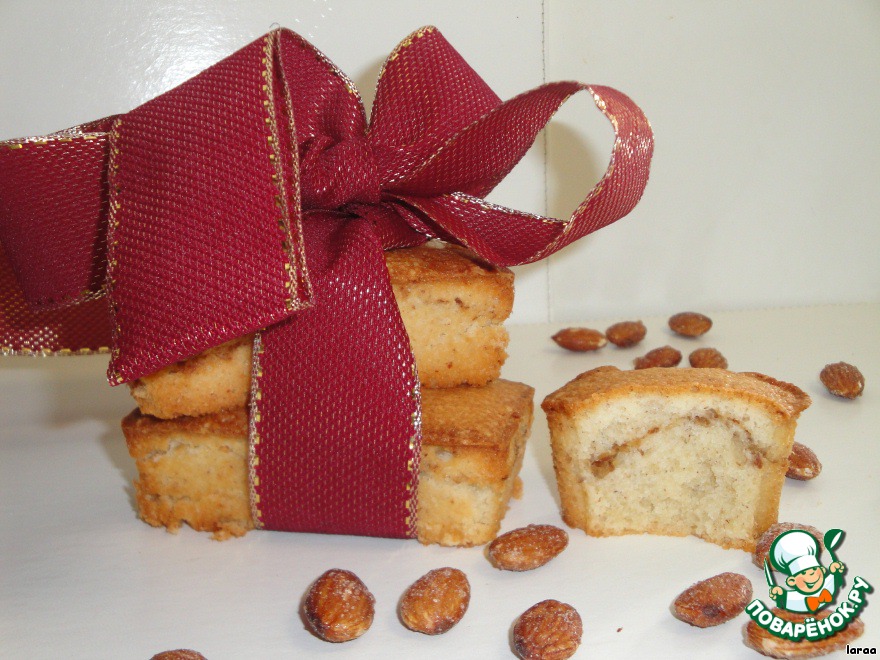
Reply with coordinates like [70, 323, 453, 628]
[544, 1, 880, 323]
[2, 1, 878, 324]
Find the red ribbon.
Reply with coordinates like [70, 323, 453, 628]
[0, 27, 653, 538]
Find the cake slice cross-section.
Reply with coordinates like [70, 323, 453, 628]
[541, 366, 811, 551]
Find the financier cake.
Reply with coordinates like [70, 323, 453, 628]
[128, 243, 514, 419]
[123, 379, 534, 546]
[541, 366, 811, 551]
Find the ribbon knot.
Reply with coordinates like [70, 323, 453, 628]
[0, 26, 653, 539]
[300, 135, 382, 210]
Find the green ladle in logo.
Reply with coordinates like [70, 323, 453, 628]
[824, 528, 844, 562]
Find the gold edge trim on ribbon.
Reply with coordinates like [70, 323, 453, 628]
[405, 360, 422, 538]
[104, 118, 125, 384]
[399, 192, 561, 262]
[368, 25, 437, 142]
[566, 87, 618, 228]
[391, 82, 579, 190]
[530, 85, 632, 264]
[381, 25, 436, 70]
[263, 33, 306, 312]
[247, 331, 266, 529]
[0, 132, 107, 149]
[268, 30, 312, 309]
[1, 346, 110, 357]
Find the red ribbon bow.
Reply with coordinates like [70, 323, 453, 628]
[0, 27, 653, 538]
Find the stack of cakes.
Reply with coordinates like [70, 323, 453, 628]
[122, 243, 534, 545]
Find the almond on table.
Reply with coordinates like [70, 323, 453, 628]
[752, 523, 824, 570]
[785, 442, 822, 480]
[398, 567, 470, 635]
[513, 600, 582, 660]
[551, 327, 607, 352]
[669, 311, 713, 337]
[671, 572, 752, 627]
[486, 524, 568, 571]
[633, 345, 682, 369]
[303, 569, 375, 643]
[689, 347, 728, 369]
[820, 362, 865, 399]
[605, 320, 646, 347]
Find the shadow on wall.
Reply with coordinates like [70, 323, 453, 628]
[545, 120, 607, 221]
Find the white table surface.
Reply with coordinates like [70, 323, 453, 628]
[1, 303, 878, 659]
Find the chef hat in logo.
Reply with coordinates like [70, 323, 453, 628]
[771, 530, 821, 576]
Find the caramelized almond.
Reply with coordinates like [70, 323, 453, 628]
[513, 600, 582, 660]
[487, 525, 568, 571]
[820, 362, 865, 399]
[552, 327, 607, 352]
[303, 569, 375, 642]
[669, 312, 713, 337]
[671, 572, 752, 627]
[689, 347, 728, 369]
[606, 320, 647, 347]
[399, 567, 470, 635]
[634, 345, 682, 369]
[786, 442, 822, 480]
[753, 523, 824, 570]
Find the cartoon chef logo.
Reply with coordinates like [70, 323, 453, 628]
[766, 529, 844, 613]
[747, 528, 872, 642]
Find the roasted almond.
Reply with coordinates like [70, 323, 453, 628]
[303, 569, 375, 642]
[399, 567, 470, 635]
[688, 347, 728, 369]
[744, 608, 864, 658]
[753, 523, 824, 570]
[487, 524, 568, 572]
[820, 362, 865, 399]
[669, 311, 713, 337]
[513, 600, 582, 660]
[634, 345, 682, 369]
[606, 320, 646, 347]
[552, 327, 607, 352]
[671, 572, 752, 627]
[786, 442, 822, 480]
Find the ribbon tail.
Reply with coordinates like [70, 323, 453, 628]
[0, 242, 113, 354]
[394, 193, 563, 266]
[393, 84, 653, 266]
[250, 212, 421, 537]
[0, 120, 114, 310]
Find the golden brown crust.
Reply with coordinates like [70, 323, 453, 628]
[128, 245, 514, 417]
[123, 380, 534, 546]
[383, 243, 513, 284]
[128, 337, 253, 419]
[122, 407, 248, 446]
[542, 366, 810, 419]
[421, 380, 534, 448]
